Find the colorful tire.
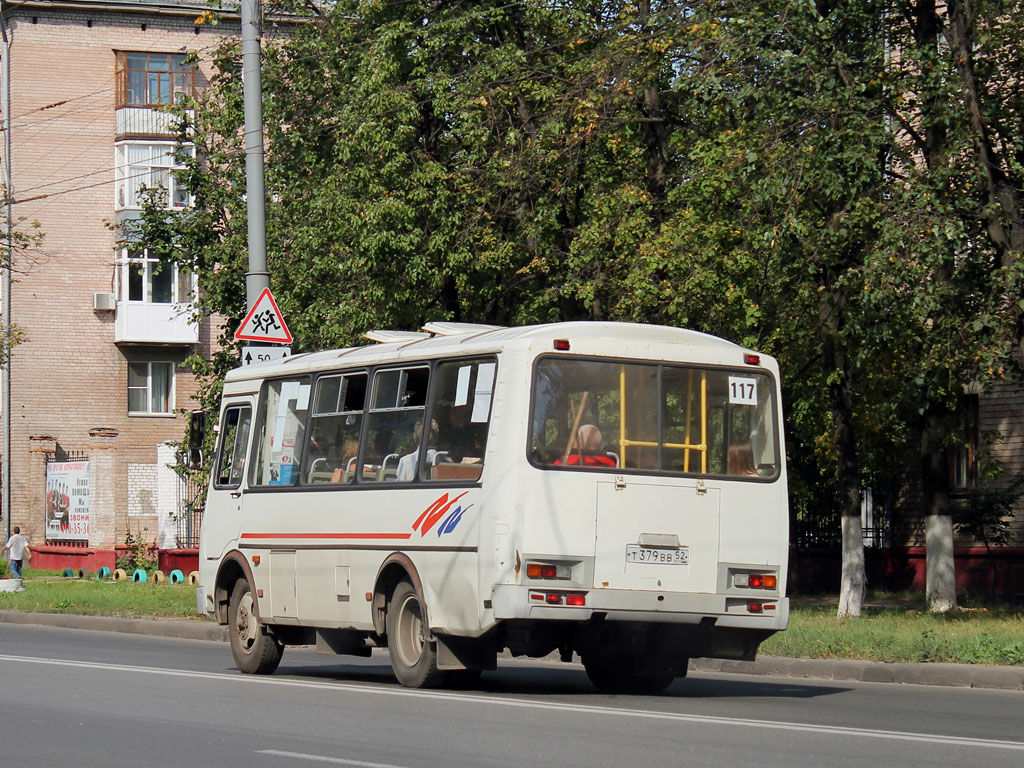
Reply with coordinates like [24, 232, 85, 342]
[169, 569, 185, 584]
[132, 568, 148, 583]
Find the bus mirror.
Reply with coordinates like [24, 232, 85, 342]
[188, 410, 206, 450]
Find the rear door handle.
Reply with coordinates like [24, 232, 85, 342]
[230, 491, 242, 499]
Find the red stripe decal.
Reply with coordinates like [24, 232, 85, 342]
[240, 532, 412, 540]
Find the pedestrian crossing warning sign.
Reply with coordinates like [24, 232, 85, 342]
[234, 287, 293, 344]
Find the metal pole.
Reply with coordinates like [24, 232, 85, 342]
[1, 1, 12, 545]
[241, 0, 269, 312]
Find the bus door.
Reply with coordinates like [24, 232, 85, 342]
[531, 358, 727, 595]
[594, 481, 721, 594]
[203, 399, 254, 562]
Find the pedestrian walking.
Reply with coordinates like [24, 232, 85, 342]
[4, 526, 30, 579]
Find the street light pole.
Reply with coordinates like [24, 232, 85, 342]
[1, 0, 12, 545]
[241, 0, 269, 313]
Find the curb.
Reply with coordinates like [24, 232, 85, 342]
[1, 610, 1021, 690]
[0, 610, 228, 642]
[689, 656, 1024, 691]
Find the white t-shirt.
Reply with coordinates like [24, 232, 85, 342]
[5, 533, 27, 560]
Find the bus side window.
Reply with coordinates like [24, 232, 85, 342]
[214, 405, 251, 489]
[251, 377, 311, 487]
[427, 358, 496, 482]
[362, 366, 430, 483]
[302, 372, 366, 485]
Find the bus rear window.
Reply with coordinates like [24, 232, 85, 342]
[531, 357, 778, 479]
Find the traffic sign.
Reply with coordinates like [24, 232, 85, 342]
[242, 346, 291, 366]
[235, 288, 293, 344]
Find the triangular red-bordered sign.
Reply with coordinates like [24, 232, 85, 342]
[235, 287, 293, 344]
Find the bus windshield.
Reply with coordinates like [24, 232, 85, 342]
[531, 356, 779, 479]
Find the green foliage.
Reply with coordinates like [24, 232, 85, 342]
[123, 0, 1024, 557]
[116, 530, 157, 574]
[954, 476, 1024, 550]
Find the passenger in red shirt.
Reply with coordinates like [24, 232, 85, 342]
[556, 424, 617, 467]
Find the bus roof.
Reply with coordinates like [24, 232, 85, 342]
[224, 321, 764, 385]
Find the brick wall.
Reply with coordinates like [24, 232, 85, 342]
[2, 6, 236, 549]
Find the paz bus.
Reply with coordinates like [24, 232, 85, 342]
[197, 321, 789, 692]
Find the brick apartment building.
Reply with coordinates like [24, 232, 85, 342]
[0, 0, 236, 573]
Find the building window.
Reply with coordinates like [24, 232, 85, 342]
[115, 142, 192, 210]
[117, 249, 195, 305]
[129, 362, 174, 415]
[952, 395, 979, 491]
[116, 51, 196, 108]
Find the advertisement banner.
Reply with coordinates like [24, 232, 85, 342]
[45, 460, 90, 541]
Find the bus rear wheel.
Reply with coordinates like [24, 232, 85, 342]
[228, 578, 283, 675]
[387, 579, 445, 688]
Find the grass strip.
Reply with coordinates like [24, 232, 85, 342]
[760, 603, 1024, 666]
[0, 577, 198, 619]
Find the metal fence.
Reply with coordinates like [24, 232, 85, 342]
[174, 468, 205, 549]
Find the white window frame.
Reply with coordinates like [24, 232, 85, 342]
[114, 141, 194, 211]
[128, 361, 175, 416]
[116, 247, 196, 306]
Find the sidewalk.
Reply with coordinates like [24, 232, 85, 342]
[1, 609, 1022, 691]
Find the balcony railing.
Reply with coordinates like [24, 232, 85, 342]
[116, 107, 192, 138]
[115, 301, 198, 345]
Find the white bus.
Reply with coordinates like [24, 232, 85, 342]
[197, 321, 789, 692]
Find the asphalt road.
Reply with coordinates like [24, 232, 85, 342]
[1, 623, 1022, 768]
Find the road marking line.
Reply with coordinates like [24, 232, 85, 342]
[2, 653, 1022, 752]
[257, 750, 407, 767]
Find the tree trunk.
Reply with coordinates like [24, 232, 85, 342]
[638, 0, 669, 222]
[922, 401, 956, 611]
[945, 0, 1024, 358]
[822, 291, 864, 618]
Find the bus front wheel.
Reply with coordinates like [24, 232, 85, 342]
[228, 578, 283, 675]
[387, 580, 445, 688]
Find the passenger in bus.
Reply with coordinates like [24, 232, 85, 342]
[332, 438, 361, 483]
[556, 424, 617, 467]
[444, 404, 484, 463]
[397, 418, 439, 482]
[728, 441, 760, 477]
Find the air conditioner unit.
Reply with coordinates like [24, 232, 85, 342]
[93, 292, 116, 311]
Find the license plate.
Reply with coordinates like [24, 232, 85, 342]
[625, 545, 689, 565]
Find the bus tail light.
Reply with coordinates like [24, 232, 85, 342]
[733, 572, 777, 590]
[748, 602, 763, 613]
[526, 561, 571, 580]
[529, 590, 587, 606]
[744, 353, 760, 365]
[553, 339, 570, 351]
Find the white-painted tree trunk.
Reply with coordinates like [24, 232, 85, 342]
[838, 513, 865, 618]
[926, 513, 957, 612]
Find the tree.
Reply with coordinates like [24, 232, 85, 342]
[128, 1, 1023, 615]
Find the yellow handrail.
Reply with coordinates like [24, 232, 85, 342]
[619, 366, 627, 465]
[616, 366, 707, 472]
